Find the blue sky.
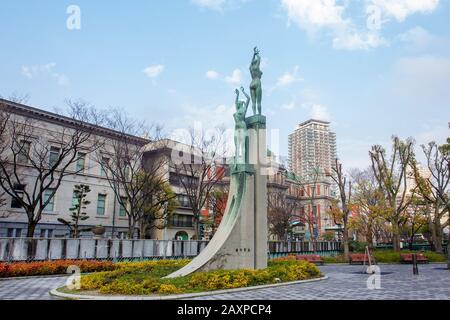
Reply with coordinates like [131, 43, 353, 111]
[1, 0, 449, 169]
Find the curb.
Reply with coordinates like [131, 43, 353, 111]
[0, 272, 97, 282]
[50, 275, 329, 300]
[0, 274, 70, 282]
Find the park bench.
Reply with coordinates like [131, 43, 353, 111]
[349, 253, 375, 265]
[296, 254, 324, 265]
[400, 253, 429, 264]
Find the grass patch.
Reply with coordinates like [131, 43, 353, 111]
[312, 250, 447, 264]
[73, 259, 322, 296]
[373, 250, 446, 263]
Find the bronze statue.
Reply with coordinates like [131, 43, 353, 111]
[234, 87, 250, 165]
[249, 46, 263, 115]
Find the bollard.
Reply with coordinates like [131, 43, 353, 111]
[412, 253, 419, 275]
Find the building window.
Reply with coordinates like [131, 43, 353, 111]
[7, 228, 23, 238]
[97, 194, 106, 216]
[177, 195, 191, 208]
[119, 197, 127, 217]
[117, 231, 126, 239]
[76, 152, 86, 172]
[11, 184, 26, 209]
[16, 140, 31, 164]
[40, 229, 53, 238]
[170, 214, 193, 228]
[100, 157, 109, 177]
[43, 189, 55, 212]
[49, 147, 60, 167]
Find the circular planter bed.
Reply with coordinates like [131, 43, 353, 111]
[51, 259, 324, 299]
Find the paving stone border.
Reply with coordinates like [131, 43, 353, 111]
[49, 276, 329, 300]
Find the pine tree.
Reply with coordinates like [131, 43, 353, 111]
[58, 184, 92, 238]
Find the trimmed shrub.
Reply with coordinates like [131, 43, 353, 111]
[0, 260, 116, 278]
[77, 259, 322, 296]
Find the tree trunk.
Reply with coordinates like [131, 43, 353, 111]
[194, 214, 202, 240]
[367, 222, 374, 249]
[434, 221, 443, 253]
[428, 218, 436, 251]
[391, 221, 401, 252]
[127, 220, 135, 239]
[139, 223, 147, 240]
[447, 240, 450, 270]
[409, 236, 414, 250]
[26, 220, 37, 238]
[343, 229, 349, 260]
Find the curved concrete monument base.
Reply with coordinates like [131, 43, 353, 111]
[166, 115, 268, 278]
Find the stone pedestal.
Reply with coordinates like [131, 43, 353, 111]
[246, 115, 268, 270]
[166, 115, 268, 278]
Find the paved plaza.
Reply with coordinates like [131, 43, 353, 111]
[0, 264, 448, 300]
[194, 264, 450, 300]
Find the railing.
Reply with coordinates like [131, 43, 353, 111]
[0, 238, 343, 262]
[268, 241, 342, 259]
[0, 238, 209, 262]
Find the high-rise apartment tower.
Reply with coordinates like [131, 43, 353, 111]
[288, 119, 337, 178]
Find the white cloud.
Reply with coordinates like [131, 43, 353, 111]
[370, 0, 440, 22]
[281, 0, 387, 51]
[225, 69, 242, 85]
[21, 66, 33, 79]
[415, 125, 449, 147]
[276, 65, 303, 87]
[282, 0, 349, 32]
[279, 99, 331, 122]
[281, 0, 438, 51]
[20, 63, 70, 87]
[206, 70, 220, 79]
[333, 31, 388, 50]
[192, 0, 226, 10]
[309, 103, 331, 121]
[393, 56, 450, 99]
[280, 102, 296, 110]
[191, 0, 248, 11]
[398, 26, 439, 49]
[143, 64, 165, 78]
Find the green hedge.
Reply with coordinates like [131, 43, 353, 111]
[320, 250, 447, 263]
[374, 250, 446, 263]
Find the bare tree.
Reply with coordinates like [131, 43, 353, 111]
[97, 109, 174, 239]
[0, 95, 29, 210]
[369, 136, 415, 252]
[402, 195, 428, 250]
[302, 167, 322, 244]
[139, 180, 178, 239]
[267, 188, 301, 241]
[411, 142, 449, 253]
[0, 99, 104, 237]
[205, 184, 229, 238]
[328, 158, 352, 259]
[171, 127, 228, 240]
[349, 168, 389, 248]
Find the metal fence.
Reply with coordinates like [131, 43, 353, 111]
[0, 238, 343, 262]
[268, 241, 342, 259]
[0, 238, 209, 262]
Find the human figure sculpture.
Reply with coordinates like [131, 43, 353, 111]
[249, 46, 263, 115]
[234, 87, 250, 165]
